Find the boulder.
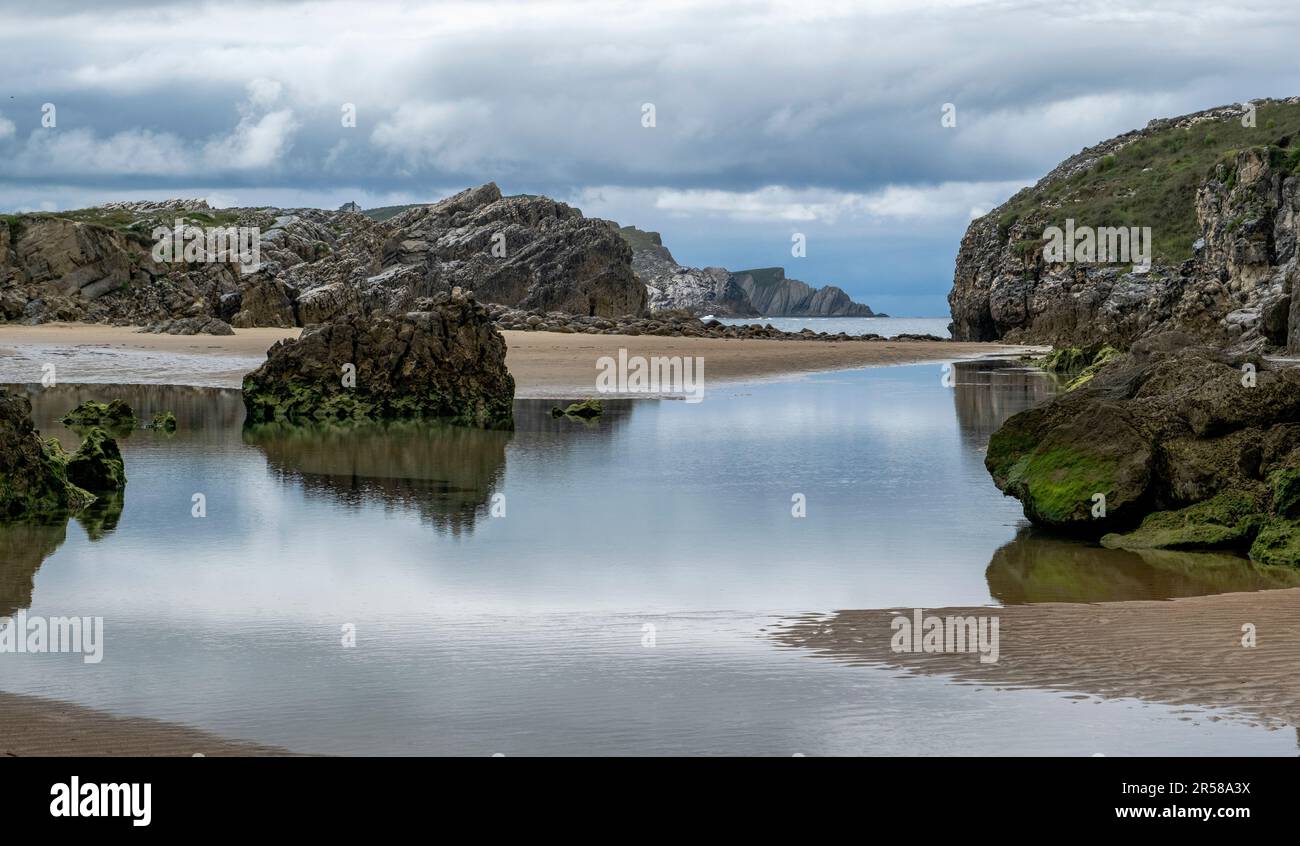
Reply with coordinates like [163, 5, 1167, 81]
[242, 291, 514, 428]
[986, 339, 1300, 564]
[62, 426, 127, 491]
[0, 390, 94, 518]
[60, 399, 137, 429]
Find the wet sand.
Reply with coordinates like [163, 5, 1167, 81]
[773, 587, 1300, 730]
[0, 322, 1025, 395]
[0, 691, 294, 756]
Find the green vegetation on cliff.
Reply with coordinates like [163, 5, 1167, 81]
[996, 101, 1300, 264]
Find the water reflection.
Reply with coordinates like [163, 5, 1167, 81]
[0, 494, 124, 618]
[243, 420, 513, 536]
[950, 358, 1058, 446]
[987, 527, 1300, 603]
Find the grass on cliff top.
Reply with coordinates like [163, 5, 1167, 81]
[617, 226, 663, 252]
[1, 207, 245, 235]
[996, 101, 1300, 264]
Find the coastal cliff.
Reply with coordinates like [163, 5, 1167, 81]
[948, 98, 1300, 353]
[619, 225, 877, 317]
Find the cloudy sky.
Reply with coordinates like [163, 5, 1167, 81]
[2, 0, 1299, 315]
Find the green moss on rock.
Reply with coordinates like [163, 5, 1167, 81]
[1100, 488, 1265, 551]
[147, 411, 178, 432]
[60, 399, 137, 429]
[551, 399, 603, 419]
[1249, 518, 1300, 566]
[64, 427, 127, 492]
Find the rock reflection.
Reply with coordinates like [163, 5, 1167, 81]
[950, 358, 1058, 447]
[986, 526, 1300, 604]
[243, 420, 512, 536]
[0, 493, 125, 618]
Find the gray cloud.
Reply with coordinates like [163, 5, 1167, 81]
[2, 0, 1298, 313]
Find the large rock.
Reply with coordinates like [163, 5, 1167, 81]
[949, 97, 1300, 351]
[986, 337, 1300, 564]
[0, 390, 94, 517]
[382, 184, 646, 317]
[62, 427, 128, 492]
[242, 291, 514, 428]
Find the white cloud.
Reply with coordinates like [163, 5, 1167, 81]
[574, 181, 1029, 227]
[0, 112, 14, 140]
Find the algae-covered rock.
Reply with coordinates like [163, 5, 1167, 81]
[147, 411, 178, 431]
[987, 337, 1300, 564]
[0, 390, 96, 518]
[1101, 488, 1266, 550]
[60, 399, 137, 429]
[550, 399, 603, 419]
[64, 426, 127, 492]
[242, 291, 514, 429]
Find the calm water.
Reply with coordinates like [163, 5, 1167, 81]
[716, 316, 951, 337]
[2, 360, 1298, 755]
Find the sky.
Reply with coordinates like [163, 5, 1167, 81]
[1, 0, 1299, 316]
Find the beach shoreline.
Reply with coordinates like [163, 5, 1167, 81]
[0, 690, 297, 756]
[0, 322, 1035, 396]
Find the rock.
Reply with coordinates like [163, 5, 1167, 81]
[242, 291, 514, 428]
[380, 183, 645, 317]
[63, 426, 127, 492]
[147, 411, 177, 431]
[137, 316, 235, 336]
[59, 399, 137, 429]
[987, 339, 1300, 564]
[0, 390, 95, 517]
[618, 225, 876, 317]
[948, 97, 1300, 352]
[550, 399, 603, 419]
[230, 276, 297, 328]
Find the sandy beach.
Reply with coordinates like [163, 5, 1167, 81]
[0, 691, 293, 756]
[0, 323, 1027, 395]
[774, 587, 1300, 733]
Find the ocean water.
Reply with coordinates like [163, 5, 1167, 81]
[715, 316, 952, 337]
[1, 360, 1297, 755]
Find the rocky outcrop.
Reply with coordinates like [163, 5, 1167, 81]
[242, 291, 514, 428]
[0, 390, 96, 517]
[949, 97, 1300, 352]
[382, 184, 645, 317]
[730, 267, 876, 317]
[138, 316, 235, 336]
[985, 335, 1300, 565]
[1, 184, 648, 328]
[619, 226, 877, 317]
[485, 302, 940, 341]
[60, 399, 137, 429]
[621, 227, 755, 316]
[61, 427, 127, 492]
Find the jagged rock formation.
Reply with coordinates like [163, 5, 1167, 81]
[985, 335, 1300, 565]
[621, 227, 755, 316]
[0, 183, 645, 328]
[618, 226, 877, 317]
[242, 290, 514, 428]
[949, 98, 1300, 352]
